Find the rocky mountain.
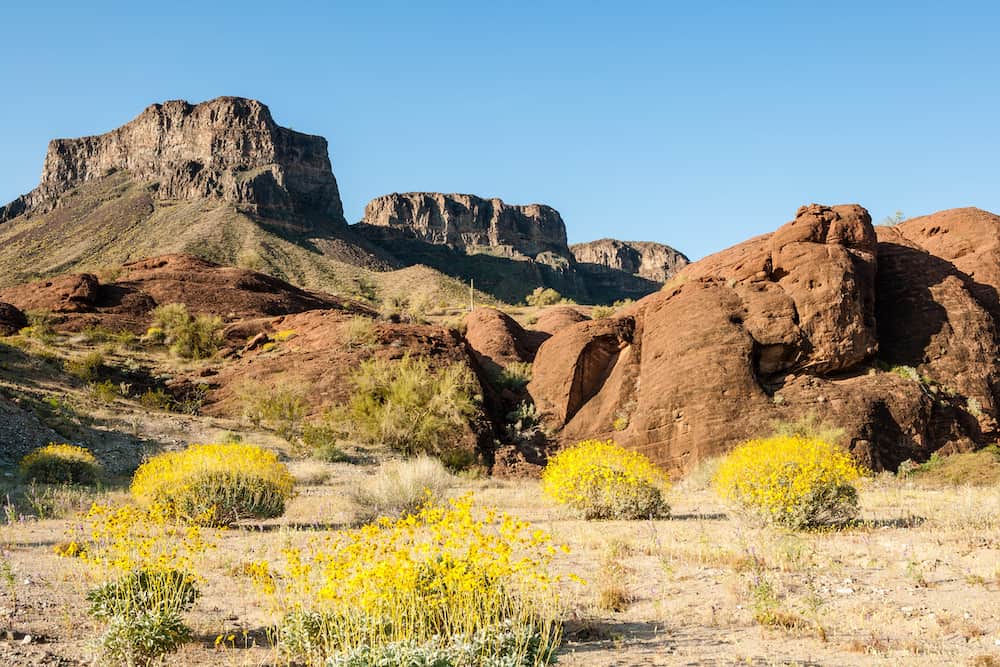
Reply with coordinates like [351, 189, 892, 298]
[1, 97, 345, 226]
[0, 97, 683, 305]
[355, 192, 667, 303]
[359, 193, 569, 260]
[495, 203, 1000, 475]
[570, 239, 688, 283]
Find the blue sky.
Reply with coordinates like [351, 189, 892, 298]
[1, 1, 998, 259]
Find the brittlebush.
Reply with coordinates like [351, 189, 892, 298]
[131, 443, 295, 526]
[256, 494, 572, 665]
[712, 435, 865, 528]
[20, 443, 103, 485]
[59, 502, 215, 666]
[542, 440, 670, 520]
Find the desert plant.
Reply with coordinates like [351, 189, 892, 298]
[342, 316, 378, 349]
[20, 310, 57, 343]
[239, 381, 309, 444]
[66, 350, 105, 381]
[138, 388, 172, 411]
[130, 443, 295, 526]
[342, 354, 479, 458]
[260, 495, 564, 665]
[63, 502, 214, 666]
[541, 439, 670, 520]
[349, 456, 456, 524]
[150, 303, 222, 360]
[712, 435, 865, 528]
[490, 361, 533, 392]
[19, 443, 102, 485]
[769, 413, 846, 445]
[301, 422, 348, 462]
[524, 287, 562, 307]
[89, 379, 120, 404]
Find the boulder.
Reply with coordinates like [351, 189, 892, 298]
[529, 204, 991, 474]
[0, 303, 27, 335]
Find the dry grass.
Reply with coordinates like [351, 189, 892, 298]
[0, 454, 999, 665]
[348, 455, 458, 524]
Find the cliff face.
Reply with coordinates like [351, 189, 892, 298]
[359, 192, 569, 259]
[571, 239, 689, 282]
[0, 97, 345, 225]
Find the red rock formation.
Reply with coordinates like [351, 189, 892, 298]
[529, 204, 994, 474]
[0, 303, 27, 336]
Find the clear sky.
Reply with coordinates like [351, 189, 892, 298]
[2, 1, 998, 259]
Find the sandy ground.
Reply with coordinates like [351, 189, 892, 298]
[0, 462, 998, 667]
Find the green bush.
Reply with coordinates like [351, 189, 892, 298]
[151, 303, 222, 360]
[342, 354, 478, 458]
[97, 609, 191, 667]
[19, 443, 103, 485]
[66, 350, 105, 381]
[524, 287, 563, 307]
[239, 382, 309, 444]
[490, 361, 533, 392]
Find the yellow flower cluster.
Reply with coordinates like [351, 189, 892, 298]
[131, 443, 295, 526]
[264, 494, 570, 661]
[712, 435, 865, 528]
[19, 443, 103, 484]
[542, 439, 670, 519]
[70, 501, 215, 576]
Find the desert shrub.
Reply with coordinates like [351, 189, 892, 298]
[524, 287, 562, 307]
[769, 413, 846, 445]
[541, 440, 670, 520]
[343, 354, 479, 458]
[490, 361, 533, 392]
[349, 456, 456, 524]
[712, 435, 865, 528]
[139, 388, 172, 410]
[66, 350, 105, 381]
[260, 495, 564, 665]
[21, 310, 57, 343]
[62, 502, 214, 666]
[342, 315, 378, 349]
[301, 422, 348, 462]
[899, 444, 1000, 487]
[151, 303, 222, 360]
[19, 443, 102, 485]
[591, 305, 615, 319]
[130, 443, 295, 526]
[239, 382, 309, 444]
[89, 379, 119, 404]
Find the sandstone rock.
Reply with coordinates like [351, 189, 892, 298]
[463, 308, 544, 377]
[531, 306, 590, 335]
[359, 193, 568, 259]
[0, 303, 27, 335]
[0, 254, 368, 332]
[1, 97, 345, 226]
[570, 239, 688, 283]
[529, 204, 993, 475]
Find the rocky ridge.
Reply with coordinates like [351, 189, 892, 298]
[570, 239, 689, 283]
[0, 97, 346, 226]
[524, 204, 1000, 474]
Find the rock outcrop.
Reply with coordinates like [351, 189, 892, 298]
[359, 193, 568, 259]
[529, 204, 998, 474]
[0, 254, 366, 333]
[571, 239, 689, 283]
[0, 97, 345, 226]
[0, 303, 27, 336]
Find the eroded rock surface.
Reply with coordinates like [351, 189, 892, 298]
[1, 97, 345, 225]
[529, 204, 997, 474]
[571, 239, 688, 282]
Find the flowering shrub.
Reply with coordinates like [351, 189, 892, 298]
[259, 495, 569, 665]
[62, 502, 215, 666]
[712, 435, 865, 528]
[541, 440, 670, 520]
[19, 443, 102, 485]
[131, 443, 295, 526]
